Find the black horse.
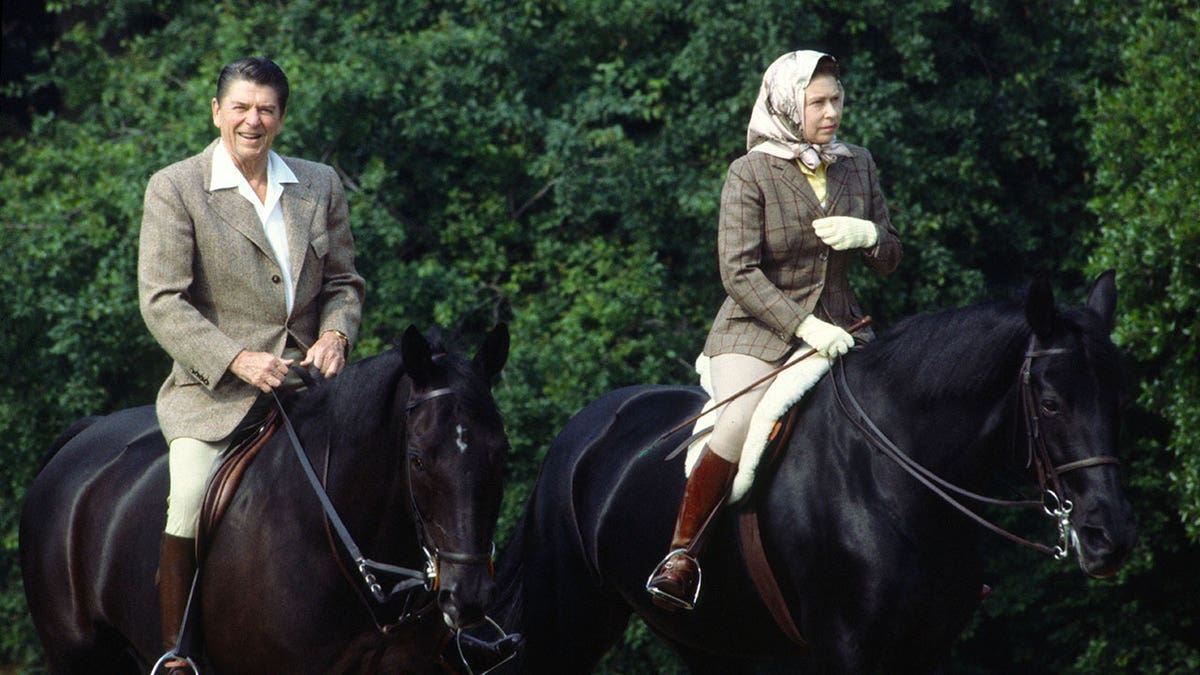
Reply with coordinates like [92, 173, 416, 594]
[491, 273, 1136, 673]
[21, 325, 511, 673]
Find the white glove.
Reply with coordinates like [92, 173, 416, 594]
[812, 216, 878, 251]
[794, 315, 854, 358]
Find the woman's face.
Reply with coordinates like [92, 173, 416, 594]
[802, 74, 843, 144]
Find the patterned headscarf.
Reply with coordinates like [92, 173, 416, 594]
[746, 50, 853, 170]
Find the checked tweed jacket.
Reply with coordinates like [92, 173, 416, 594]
[139, 139, 365, 443]
[703, 146, 902, 362]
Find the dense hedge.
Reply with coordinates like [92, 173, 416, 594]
[2, 1, 1196, 671]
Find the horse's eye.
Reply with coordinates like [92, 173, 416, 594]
[410, 454, 426, 472]
[1041, 399, 1060, 415]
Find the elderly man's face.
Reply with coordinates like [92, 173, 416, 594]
[212, 78, 285, 174]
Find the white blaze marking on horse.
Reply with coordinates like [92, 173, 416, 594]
[455, 425, 468, 453]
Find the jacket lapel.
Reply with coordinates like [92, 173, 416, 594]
[824, 156, 853, 211]
[202, 141, 275, 258]
[206, 190, 274, 258]
[768, 155, 823, 213]
[281, 169, 317, 290]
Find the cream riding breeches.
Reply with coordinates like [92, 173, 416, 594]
[164, 436, 229, 537]
[706, 352, 785, 463]
[164, 348, 305, 538]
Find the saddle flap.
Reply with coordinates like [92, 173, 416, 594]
[197, 409, 280, 560]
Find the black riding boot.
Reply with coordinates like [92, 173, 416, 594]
[646, 448, 737, 611]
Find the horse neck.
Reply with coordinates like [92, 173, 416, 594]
[848, 311, 1032, 486]
[316, 377, 421, 558]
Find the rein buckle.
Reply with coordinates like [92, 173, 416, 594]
[1043, 490, 1075, 560]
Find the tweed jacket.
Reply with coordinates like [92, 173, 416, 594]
[139, 139, 365, 443]
[703, 145, 901, 362]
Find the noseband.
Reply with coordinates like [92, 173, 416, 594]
[832, 336, 1120, 559]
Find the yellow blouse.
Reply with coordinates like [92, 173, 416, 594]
[798, 161, 827, 205]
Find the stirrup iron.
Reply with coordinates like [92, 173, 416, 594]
[645, 548, 702, 611]
[454, 616, 520, 675]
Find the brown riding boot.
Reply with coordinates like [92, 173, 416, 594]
[646, 448, 737, 611]
[156, 533, 197, 673]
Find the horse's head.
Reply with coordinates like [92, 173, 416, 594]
[400, 324, 511, 629]
[1022, 270, 1136, 578]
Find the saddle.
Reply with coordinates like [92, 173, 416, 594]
[196, 408, 280, 561]
[686, 351, 832, 503]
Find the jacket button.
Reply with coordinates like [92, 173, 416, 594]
[271, 274, 282, 284]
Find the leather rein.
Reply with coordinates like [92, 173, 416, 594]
[271, 382, 495, 632]
[829, 337, 1121, 558]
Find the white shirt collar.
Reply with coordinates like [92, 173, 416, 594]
[210, 141, 298, 192]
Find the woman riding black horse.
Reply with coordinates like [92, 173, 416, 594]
[647, 49, 901, 611]
[492, 273, 1136, 673]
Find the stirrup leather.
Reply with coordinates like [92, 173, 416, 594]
[645, 548, 702, 611]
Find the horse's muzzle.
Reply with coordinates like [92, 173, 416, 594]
[1074, 499, 1136, 579]
[438, 574, 495, 629]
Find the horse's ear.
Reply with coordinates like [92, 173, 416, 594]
[474, 323, 509, 384]
[1025, 274, 1056, 339]
[1086, 269, 1118, 333]
[401, 325, 435, 387]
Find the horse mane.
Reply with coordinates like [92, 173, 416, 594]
[854, 300, 1032, 402]
[286, 331, 504, 445]
[416, 326, 507, 430]
[286, 349, 406, 447]
[855, 294, 1126, 404]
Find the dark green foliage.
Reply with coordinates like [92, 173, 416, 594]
[2, 0, 1197, 671]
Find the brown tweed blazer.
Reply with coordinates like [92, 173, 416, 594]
[138, 139, 365, 443]
[703, 146, 901, 361]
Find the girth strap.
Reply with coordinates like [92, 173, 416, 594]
[738, 510, 810, 652]
[736, 405, 810, 652]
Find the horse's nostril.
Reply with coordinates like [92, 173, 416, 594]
[455, 607, 486, 629]
[1075, 522, 1135, 579]
[438, 593, 460, 627]
[438, 585, 490, 630]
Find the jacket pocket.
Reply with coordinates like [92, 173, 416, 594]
[310, 231, 329, 258]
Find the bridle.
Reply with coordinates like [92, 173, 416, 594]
[403, 386, 498, 587]
[271, 381, 517, 674]
[270, 381, 496, 630]
[830, 336, 1120, 559]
